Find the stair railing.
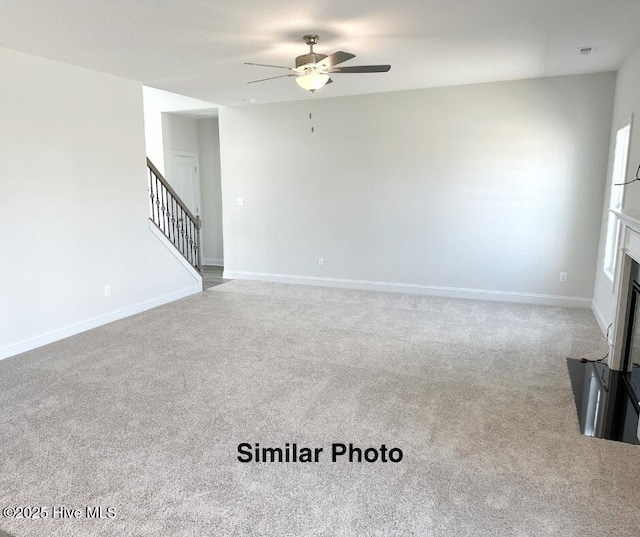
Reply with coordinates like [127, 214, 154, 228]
[147, 158, 202, 273]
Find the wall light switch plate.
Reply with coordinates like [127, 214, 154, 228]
[236, 197, 245, 207]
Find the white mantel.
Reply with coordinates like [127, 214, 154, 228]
[609, 208, 640, 370]
[611, 208, 640, 233]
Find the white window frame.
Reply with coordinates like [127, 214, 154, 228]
[603, 116, 633, 284]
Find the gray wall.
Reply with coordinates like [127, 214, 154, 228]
[198, 118, 224, 265]
[162, 112, 200, 161]
[162, 113, 224, 265]
[219, 72, 615, 305]
[593, 43, 640, 327]
[0, 47, 199, 359]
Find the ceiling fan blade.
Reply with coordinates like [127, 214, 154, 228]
[317, 51, 355, 69]
[244, 62, 293, 70]
[247, 74, 297, 84]
[329, 65, 391, 73]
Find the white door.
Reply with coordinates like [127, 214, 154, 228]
[172, 153, 201, 216]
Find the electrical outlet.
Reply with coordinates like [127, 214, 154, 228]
[104, 285, 111, 297]
[559, 272, 568, 283]
[318, 258, 325, 268]
[236, 197, 245, 207]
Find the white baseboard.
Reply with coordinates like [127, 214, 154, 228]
[203, 258, 224, 267]
[223, 270, 593, 309]
[0, 285, 201, 361]
[591, 300, 612, 341]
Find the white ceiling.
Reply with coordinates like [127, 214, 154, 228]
[1, 0, 639, 107]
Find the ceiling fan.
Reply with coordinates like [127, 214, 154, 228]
[245, 35, 391, 92]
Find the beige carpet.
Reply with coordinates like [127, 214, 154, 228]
[0, 280, 638, 536]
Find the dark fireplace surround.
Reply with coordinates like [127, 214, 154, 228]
[569, 209, 640, 444]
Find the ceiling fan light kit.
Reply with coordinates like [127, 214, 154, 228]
[246, 34, 391, 93]
[295, 71, 330, 91]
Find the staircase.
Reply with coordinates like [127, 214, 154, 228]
[147, 158, 202, 274]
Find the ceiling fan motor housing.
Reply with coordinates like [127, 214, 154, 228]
[296, 34, 326, 69]
[295, 52, 328, 69]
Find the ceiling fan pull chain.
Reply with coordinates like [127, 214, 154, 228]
[309, 93, 315, 133]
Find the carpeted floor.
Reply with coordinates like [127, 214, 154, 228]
[0, 280, 639, 536]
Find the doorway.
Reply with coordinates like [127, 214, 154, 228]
[161, 112, 227, 288]
[171, 151, 201, 217]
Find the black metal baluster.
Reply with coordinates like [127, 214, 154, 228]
[155, 175, 161, 225]
[197, 218, 200, 269]
[163, 183, 169, 234]
[170, 191, 174, 240]
[192, 221, 197, 267]
[188, 217, 192, 263]
[177, 205, 182, 254]
[162, 182, 166, 232]
[185, 210, 189, 260]
[165, 185, 171, 237]
[173, 197, 178, 243]
[159, 183, 164, 233]
[148, 168, 154, 222]
[152, 172, 157, 224]
[189, 220, 196, 266]
[166, 193, 172, 242]
[151, 171, 155, 223]
[186, 212, 190, 261]
[196, 223, 199, 267]
[184, 217, 188, 262]
[174, 199, 179, 247]
[158, 181, 163, 231]
[184, 210, 188, 260]
[178, 202, 183, 251]
[186, 219, 191, 264]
